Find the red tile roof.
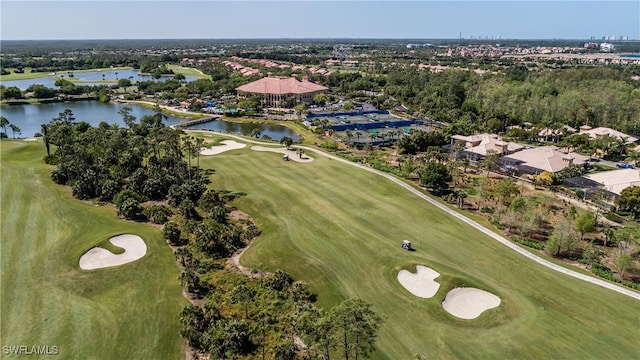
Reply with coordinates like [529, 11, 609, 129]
[236, 77, 328, 95]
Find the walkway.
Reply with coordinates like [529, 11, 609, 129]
[188, 130, 640, 301]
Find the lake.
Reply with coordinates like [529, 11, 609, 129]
[1, 101, 299, 141]
[1, 69, 199, 90]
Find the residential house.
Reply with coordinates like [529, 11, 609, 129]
[579, 126, 639, 144]
[537, 125, 576, 142]
[451, 133, 525, 162]
[584, 169, 640, 199]
[501, 145, 590, 175]
[566, 168, 640, 202]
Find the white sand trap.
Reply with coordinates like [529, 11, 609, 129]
[200, 140, 246, 155]
[79, 234, 147, 270]
[251, 146, 315, 163]
[397, 265, 441, 298]
[442, 288, 501, 319]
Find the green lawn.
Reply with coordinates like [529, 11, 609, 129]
[200, 134, 640, 360]
[0, 68, 52, 81]
[0, 67, 132, 82]
[166, 64, 211, 80]
[0, 140, 186, 359]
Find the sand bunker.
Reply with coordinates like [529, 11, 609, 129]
[251, 146, 314, 163]
[79, 234, 147, 270]
[200, 140, 246, 155]
[397, 265, 441, 298]
[442, 288, 501, 319]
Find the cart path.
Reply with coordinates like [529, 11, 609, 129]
[188, 130, 640, 300]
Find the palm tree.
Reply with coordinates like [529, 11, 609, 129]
[195, 137, 205, 173]
[355, 131, 363, 144]
[41, 124, 50, 156]
[625, 151, 640, 166]
[480, 150, 500, 178]
[345, 130, 353, 147]
[115, 71, 119, 80]
[9, 124, 21, 139]
[182, 137, 195, 180]
[455, 189, 468, 208]
[0, 116, 9, 137]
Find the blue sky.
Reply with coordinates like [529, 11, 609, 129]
[1, 1, 638, 40]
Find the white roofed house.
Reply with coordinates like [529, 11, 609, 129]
[565, 169, 640, 203]
[578, 126, 639, 145]
[586, 169, 640, 196]
[501, 145, 590, 175]
[450, 133, 525, 163]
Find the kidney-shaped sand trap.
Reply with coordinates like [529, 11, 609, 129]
[200, 140, 246, 155]
[79, 234, 147, 270]
[442, 287, 501, 319]
[397, 265, 441, 298]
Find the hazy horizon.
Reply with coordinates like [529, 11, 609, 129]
[2, 1, 638, 41]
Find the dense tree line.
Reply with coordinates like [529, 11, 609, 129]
[43, 106, 198, 208]
[386, 66, 640, 137]
[180, 270, 382, 359]
[313, 65, 639, 138]
[1, 82, 111, 101]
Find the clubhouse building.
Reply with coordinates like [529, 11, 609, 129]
[236, 77, 328, 108]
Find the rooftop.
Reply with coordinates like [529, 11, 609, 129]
[579, 126, 639, 144]
[503, 146, 590, 173]
[585, 169, 640, 195]
[236, 77, 328, 95]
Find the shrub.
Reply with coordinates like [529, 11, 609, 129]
[119, 198, 142, 219]
[481, 206, 494, 213]
[623, 281, 640, 290]
[464, 187, 478, 196]
[43, 155, 59, 165]
[113, 190, 143, 219]
[511, 236, 545, 250]
[143, 205, 172, 224]
[163, 221, 183, 245]
[591, 264, 619, 283]
[604, 212, 625, 224]
[50, 167, 67, 184]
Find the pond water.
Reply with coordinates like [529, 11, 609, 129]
[1, 101, 299, 141]
[188, 120, 299, 141]
[1, 69, 199, 90]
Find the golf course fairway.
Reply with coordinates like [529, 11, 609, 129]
[198, 133, 640, 360]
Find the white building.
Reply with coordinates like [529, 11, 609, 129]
[600, 43, 615, 52]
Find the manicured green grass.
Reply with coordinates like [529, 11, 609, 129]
[203, 139, 640, 360]
[166, 64, 211, 80]
[0, 68, 52, 81]
[0, 67, 132, 81]
[0, 140, 186, 359]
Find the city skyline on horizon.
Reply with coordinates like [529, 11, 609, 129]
[1, 1, 638, 41]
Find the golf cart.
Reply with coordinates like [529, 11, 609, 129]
[401, 240, 412, 251]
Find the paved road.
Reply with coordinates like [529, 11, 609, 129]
[189, 130, 640, 301]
